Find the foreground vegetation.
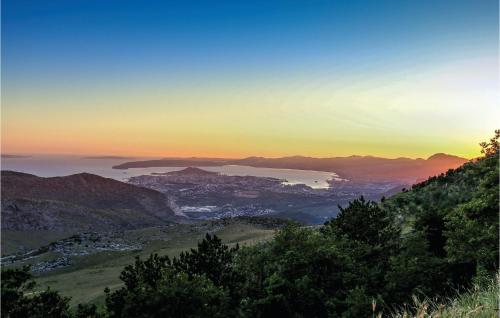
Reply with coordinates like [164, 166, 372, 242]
[2, 132, 499, 317]
[391, 275, 498, 318]
[16, 220, 279, 306]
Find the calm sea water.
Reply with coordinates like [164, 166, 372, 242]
[1, 155, 338, 189]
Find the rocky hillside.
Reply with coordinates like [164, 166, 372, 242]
[1, 171, 181, 232]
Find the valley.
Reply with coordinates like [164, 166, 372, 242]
[0, 165, 409, 308]
[2, 218, 284, 306]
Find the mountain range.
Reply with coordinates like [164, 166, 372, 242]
[1, 153, 467, 234]
[112, 153, 468, 183]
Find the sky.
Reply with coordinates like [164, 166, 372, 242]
[1, 0, 498, 159]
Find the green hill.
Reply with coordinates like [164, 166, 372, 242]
[383, 150, 498, 276]
[384, 151, 498, 234]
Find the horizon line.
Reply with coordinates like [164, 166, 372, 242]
[0, 151, 472, 161]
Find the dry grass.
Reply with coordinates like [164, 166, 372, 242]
[390, 275, 499, 318]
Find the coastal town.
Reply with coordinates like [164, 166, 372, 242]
[127, 167, 406, 222]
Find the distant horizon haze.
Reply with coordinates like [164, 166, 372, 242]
[0, 150, 471, 161]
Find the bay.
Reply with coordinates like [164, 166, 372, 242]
[1, 155, 339, 189]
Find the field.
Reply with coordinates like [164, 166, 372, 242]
[23, 220, 278, 306]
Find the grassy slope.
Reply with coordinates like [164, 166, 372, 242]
[391, 276, 498, 318]
[34, 222, 276, 306]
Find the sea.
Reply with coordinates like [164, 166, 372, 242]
[1, 155, 339, 189]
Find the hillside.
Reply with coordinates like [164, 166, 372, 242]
[95, 149, 496, 317]
[112, 153, 467, 183]
[1, 171, 181, 234]
[383, 151, 498, 237]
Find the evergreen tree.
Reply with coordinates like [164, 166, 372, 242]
[1, 266, 72, 318]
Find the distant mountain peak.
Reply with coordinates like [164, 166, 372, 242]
[427, 153, 467, 161]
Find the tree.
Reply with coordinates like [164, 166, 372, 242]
[173, 233, 240, 288]
[386, 231, 448, 303]
[105, 234, 238, 318]
[105, 265, 230, 318]
[479, 129, 499, 157]
[444, 152, 499, 273]
[237, 225, 344, 317]
[1, 266, 72, 318]
[73, 304, 104, 318]
[324, 196, 400, 247]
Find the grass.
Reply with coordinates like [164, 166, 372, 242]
[390, 275, 499, 318]
[33, 222, 275, 306]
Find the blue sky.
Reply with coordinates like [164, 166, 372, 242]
[1, 0, 499, 157]
[3, 0, 497, 87]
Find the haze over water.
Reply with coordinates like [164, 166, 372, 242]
[1, 155, 337, 189]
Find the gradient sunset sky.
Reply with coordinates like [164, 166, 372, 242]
[2, 0, 498, 158]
